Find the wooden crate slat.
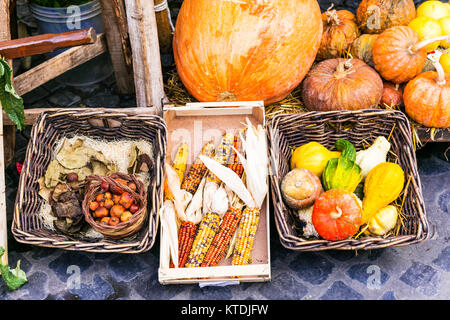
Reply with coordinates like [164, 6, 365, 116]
[13, 33, 107, 97]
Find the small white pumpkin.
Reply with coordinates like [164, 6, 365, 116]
[356, 136, 391, 178]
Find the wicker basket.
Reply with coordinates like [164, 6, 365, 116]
[267, 109, 429, 251]
[12, 109, 166, 253]
[82, 173, 147, 240]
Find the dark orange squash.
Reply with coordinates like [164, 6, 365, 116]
[317, 7, 360, 60]
[356, 0, 416, 34]
[372, 26, 450, 84]
[301, 58, 383, 111]
[403, 61, 450, 128]
[173, 0, 323, 105]
[312, 189, 363, 241]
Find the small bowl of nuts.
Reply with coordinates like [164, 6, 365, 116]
[82, 173, 148, 239]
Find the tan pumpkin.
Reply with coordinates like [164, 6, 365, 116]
[403, 61, 450, 128]
[301, 58, 383, 111]
[350, 34, 378, 67]
[372, 26, 450, 84]
[317, 7, 360, 60]
[356, 0, 416, 34]
[173, 0, 323, 105]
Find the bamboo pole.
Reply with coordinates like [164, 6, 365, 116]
[0, 0, 11, 267]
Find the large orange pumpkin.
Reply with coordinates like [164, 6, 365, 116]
[403, 62, 450, 128]
[301, 58, 383, 111]
[173, 0, 323, 104]
[356, 0, 416, 34]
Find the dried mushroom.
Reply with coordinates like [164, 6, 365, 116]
[51, 189, 85, 235]
[135, 154, 153, 174]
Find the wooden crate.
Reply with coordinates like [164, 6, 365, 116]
[158, 101, 271, 285]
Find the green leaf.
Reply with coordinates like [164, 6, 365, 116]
[0, 246, 28, 291]
[0, 58, 25, 131]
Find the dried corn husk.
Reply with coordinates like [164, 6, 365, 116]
[160, 200, 179, 268]
[164, 163, 192, 221]
[199, 155, 254, 208]
[184, 177, 206, 225]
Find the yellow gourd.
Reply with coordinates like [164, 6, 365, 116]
[440, 52, 450, 74]
[362, 162, 405, 224]
[290, 142, 341, 177]
[408, 16, 443, 52]
[367, 205, 398, 235]
[439, 16, 450, 48]
[416, 1, 450, 21]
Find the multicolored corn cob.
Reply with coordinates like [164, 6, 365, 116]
[185, 212, 221, 268]
[206, 133, 234, 184]
[232, 207, 260, 265]
[177, 220, 197, 267]
[226, 134, 245, 177]
[201, 207, 243, 267]
[181, 141, 215, 195]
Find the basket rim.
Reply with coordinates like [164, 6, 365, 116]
[11, 108, 167, 253]
[266, 108, 430, 251]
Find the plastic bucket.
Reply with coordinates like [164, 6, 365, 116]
[29, 0, 113, 87]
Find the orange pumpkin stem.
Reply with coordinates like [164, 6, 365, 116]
[409, 35, 450, 53]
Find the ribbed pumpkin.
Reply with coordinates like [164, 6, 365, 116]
[349, 34, 378, 67]
[403, 61, 450, 128]
[372, 26, 449, 84]
[356, 0, 416, 34]
[173, 0, 323, 105]
[316, 7, 360, 60]
[302, 58, 383, 111]
[312, 189, 363, 241]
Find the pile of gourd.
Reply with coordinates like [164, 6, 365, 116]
[303, 0, 450, 129]
[280, 137, 404, 241]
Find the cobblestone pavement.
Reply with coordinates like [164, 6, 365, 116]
[0, 73, 448, 299]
